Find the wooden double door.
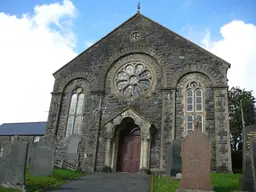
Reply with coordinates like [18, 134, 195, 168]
[117, 127, 141, 173]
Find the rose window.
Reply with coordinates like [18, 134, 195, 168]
[114, 62, 153, 97]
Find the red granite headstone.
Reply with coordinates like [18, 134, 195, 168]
[177, 120, 213, 191]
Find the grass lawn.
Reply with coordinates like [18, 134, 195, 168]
[153, 173, 242, 192]
[0, 168, 85, 192]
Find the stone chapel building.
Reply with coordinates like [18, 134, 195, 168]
[45, 12, 232, 174]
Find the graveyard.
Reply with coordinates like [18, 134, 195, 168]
[0, 120, 255, 191]
[0, 168, 84, 192]
[0, 134, 85, 192]
[0, 122, 255, 191]
[0, 1, 255, 191]
[152, 121, 256, 192]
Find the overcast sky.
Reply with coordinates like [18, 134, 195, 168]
[0, 0, 255, 124]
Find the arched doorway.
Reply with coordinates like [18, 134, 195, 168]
[104, 108, 152, 174]
[117, 118, 141, 173]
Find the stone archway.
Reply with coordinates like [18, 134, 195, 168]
[103, 108, 152, 174]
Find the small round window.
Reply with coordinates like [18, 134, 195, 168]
[131, 32, 140, 41]
[114, 62, 153, 97]
[190, 81, 198, 88]
[75, 88, 83, 94]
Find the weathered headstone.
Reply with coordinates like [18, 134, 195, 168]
[29, 135, 56, 176]
[176, 120, 213, 192]
[0, 136, 28, 191]
[176, 173, 182, 180]
[240, 125, 256, 192]
[166, 138, 182, 176]
[67, 134, 81, 164]
[250, 139, 256, 192]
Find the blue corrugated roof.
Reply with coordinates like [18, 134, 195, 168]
[0, 122, 47, 136]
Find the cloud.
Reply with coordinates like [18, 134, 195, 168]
[0, 0, 78, 124]
[201, 20, 256, 95]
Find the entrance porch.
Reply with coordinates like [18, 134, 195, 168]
[103, 109, 152, 174]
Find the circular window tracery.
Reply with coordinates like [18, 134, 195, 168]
[131, 32, 140, 41]
[190, 81, 198, 88]
[114, 62, 153, 97]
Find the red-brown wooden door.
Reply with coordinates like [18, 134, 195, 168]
[118, 128, 141, 173]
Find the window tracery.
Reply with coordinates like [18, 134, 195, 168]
[66, 87, 84, 137]
[185, 81, 204, 134]
[0, 147, 3, 157]
[114, 62, 153, 97]
[131, 32, 140, 41]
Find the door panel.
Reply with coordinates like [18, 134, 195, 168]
[118, 135, 141, 172]
[130, 136, 141, 172]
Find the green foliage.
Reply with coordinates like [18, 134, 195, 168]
[228, 86, 256, 150]
[211, 173, 241, 191]
[0, 189, 21, 192]
[154, 173, 242, 192]
[0, 168, 85, 192]
[26, 168, 85, 192]
[153, 176, 179, 192]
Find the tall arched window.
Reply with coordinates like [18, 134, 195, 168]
[185, 81, 204, 134]
[0, 147, 3, 157]
[66, 88, 84, 137]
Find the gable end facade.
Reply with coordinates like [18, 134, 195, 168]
[46, 13, 232, 174]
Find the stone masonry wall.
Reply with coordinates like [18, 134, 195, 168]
[46, 13, 231, 173]
[214, 88, 232, 172]
[97, 53, 163, 171]
[52, 79, 96, 171]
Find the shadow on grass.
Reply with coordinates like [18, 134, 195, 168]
[39, 187, 77, 192]
[214, 186, 238, 192]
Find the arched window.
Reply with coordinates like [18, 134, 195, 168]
[0, 147, 3, 157]
[185, 82, 204, 134]
[186, 89, 193, 112]
[66, 88, 84, 137]
[195, 89, 203, 112]
[187, 115, 194, 134]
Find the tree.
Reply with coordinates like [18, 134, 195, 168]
[228, 86, 256, 151]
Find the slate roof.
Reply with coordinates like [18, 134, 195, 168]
[0, 122, 47, 136]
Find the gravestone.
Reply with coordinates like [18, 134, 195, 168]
[250, 139, 256, 192]
[240, 125, 256, 192]
[29, 135, 57, 176]
[176, 120, 213, 192]
[166, 138, 182, 176]
[67, 134, 81, 164]
[0, 136, 28, 191]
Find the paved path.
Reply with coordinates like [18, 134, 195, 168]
[47, 173, 150, 192]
